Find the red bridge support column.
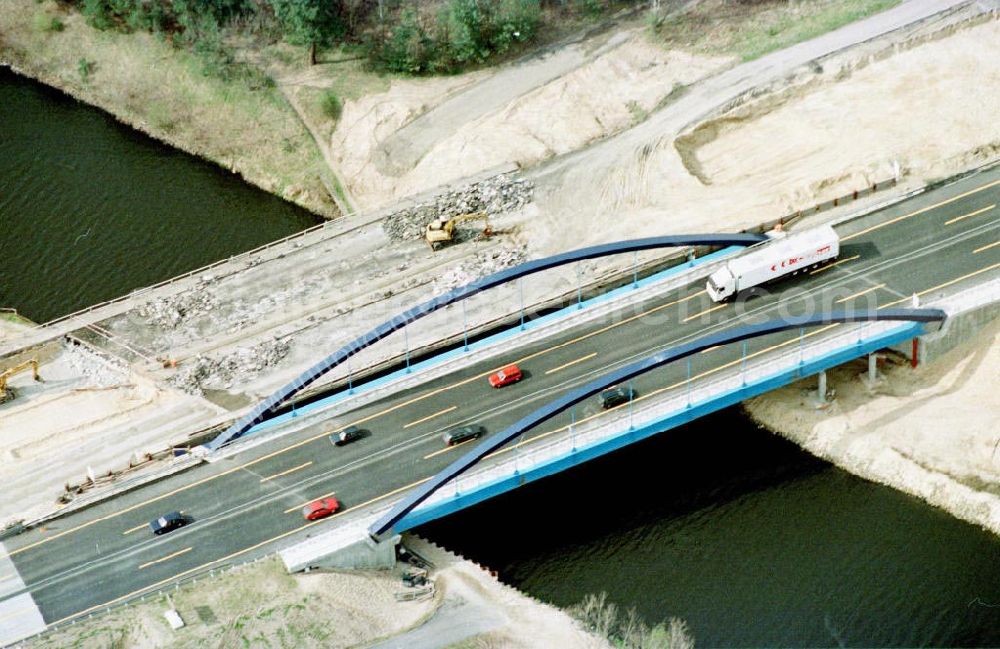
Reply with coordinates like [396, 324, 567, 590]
[911, 338, 919, 368]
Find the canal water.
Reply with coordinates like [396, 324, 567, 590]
[420, 407, 1000, 647]
[6, 68, 1000, 647]
[0, 67, 319, 323]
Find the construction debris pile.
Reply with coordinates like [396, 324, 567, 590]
[168, 337, 291, 396]
[432, 246, 527, 295]
[134, 282, 220, 330]
[382, 173, 533, 241]
[64, 341, 129, 388]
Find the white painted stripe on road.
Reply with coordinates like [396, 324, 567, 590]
[0, 543, 46, 646]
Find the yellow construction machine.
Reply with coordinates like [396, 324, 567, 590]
[0, 358, 41, 404]
[424, 211, 493, 250]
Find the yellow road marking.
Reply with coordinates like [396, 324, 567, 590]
[810, 254, 860, 275]
[842, 178, 1000, 242]
[682, 302, 727, 323]
[700, 345, 720, 354]
[122, 522, 147, 536]
[16, 177, 1000, 556]
[879, 261, 1000, 308]
[8, 291, 707, 558]
[284, 491, 337, 514]
[423, 438, 477, 460]
[404, 405, 457, 429]
[974, 241, 1000, 254]
[138, 547, 192, 570]
[124, 510, 185, 536]
[260, 461, 313, 483]
[486, 325, 843, 462]
[944, 204, 995, 226]
[544, 352, 598, 375]
[834, 283, 885, 304]
[48, 476, 434, 628]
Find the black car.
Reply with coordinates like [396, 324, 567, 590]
[149, 511, 189, 536]
[330, 425, 366, 446]
[599, 386, 636, 410]
[442, 425, 484, 446]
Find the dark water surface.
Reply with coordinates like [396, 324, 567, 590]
[420, 408, 1000, 647]
[0, 67, 319, 322]
[5, 65, 1000, 649]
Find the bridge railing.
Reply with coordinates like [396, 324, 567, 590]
[931, 275, 1000, 314]
[409, 319, 916, 516]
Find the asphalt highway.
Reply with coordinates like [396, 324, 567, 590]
[3, 165, 1000, 631]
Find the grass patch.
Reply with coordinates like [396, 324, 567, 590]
[0, 0, 337, 218]
[32, 11, 64, 33]
[319, 89, 342, 121]
[0, 310, 37, 326]
[650, 0, 902, 61]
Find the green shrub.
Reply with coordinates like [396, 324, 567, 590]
[32, 12, 65, 32]
[371, 8, 436, 74]
[77, 57, 94, 81]
[320, 90, 342, 121]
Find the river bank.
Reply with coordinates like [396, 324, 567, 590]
[25, 535, 607, 649]
[745, 315, 1000, 538]
[0, 0, 338, 219]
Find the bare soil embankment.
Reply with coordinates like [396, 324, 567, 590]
[745, 317, 1000, 536]
[26, 538, 607, 649]
[525, 3, 999, 254]
[0, 0, 338, 218]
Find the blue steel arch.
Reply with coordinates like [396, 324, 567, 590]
[369, 307, 946, 539]
[208, 233, 768, 449]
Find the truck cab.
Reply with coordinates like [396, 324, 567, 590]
[706, 269, 736, 302]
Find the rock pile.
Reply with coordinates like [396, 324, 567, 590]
[167, 337, 291, 396]
[383, 173, 533, 241]
[432, 246, 527, 295]
[63, 341, 128, 388]
[134, 284, 219, 330]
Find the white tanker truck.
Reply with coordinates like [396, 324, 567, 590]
[706, 224, 840, 302]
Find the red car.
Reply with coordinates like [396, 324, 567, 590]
[488, 364, 523, 388]
[302, 497, 341, 521]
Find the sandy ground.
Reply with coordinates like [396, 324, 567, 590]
[3, 0, 993, 528]
[390, 536, 610, 649]
[27, 536, 606, 649]
[745, 316, 1000, 536]
[330, 27, 732, 211]
[28, 556, 435, 649]
[523, 0, 985, 254]
[0, 341, 223, 526]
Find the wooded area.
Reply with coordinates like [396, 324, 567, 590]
[73, 0, 629, 73]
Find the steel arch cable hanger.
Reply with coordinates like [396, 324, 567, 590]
[209, 234, 768, 449]
[368, 307, 946, 540]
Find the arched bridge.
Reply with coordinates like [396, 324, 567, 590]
[369, 307, 946, 540]
[208, 233, 768, 450]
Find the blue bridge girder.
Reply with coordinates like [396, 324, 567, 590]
[208, 233, 768, 450]
[368, 307, 947, 540]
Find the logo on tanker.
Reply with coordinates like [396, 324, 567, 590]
[770, 246, 832, 272]
[771, 257, 803, 272]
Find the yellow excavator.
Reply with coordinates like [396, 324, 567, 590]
[424, 211, 493, 250]
[0, 358, 42, 404]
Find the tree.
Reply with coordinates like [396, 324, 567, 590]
[270, 0, 343, 64]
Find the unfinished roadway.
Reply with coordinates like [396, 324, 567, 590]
[2, 164, 999, 638]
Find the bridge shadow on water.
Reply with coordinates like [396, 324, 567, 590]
[418, 406, 1000, 647]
